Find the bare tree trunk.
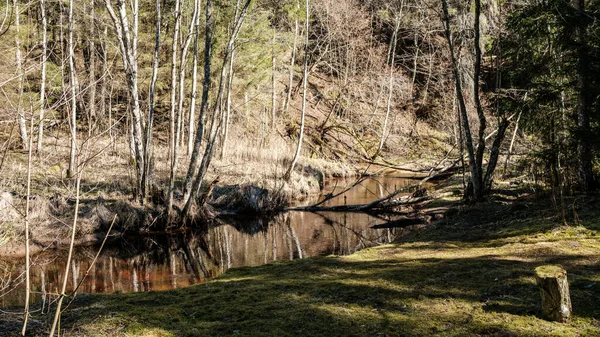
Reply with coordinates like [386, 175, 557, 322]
[88, 0, 97, 134]
[441, 0, 477, 200]
[183, 0, 251, 219]
[472, 0, 487, 200]
[188, 7, 201, 155]
[14, 0, 27, 150]
[504, 110, 522, 172]
[271, 31, 277, 129]
[101, 26, 108, 130]
[284, 0, 309, 181]
[144, 0, 161, 198]
[49, 161, 84, 337]
[167, 0, 201, 214]
[283, 0, 299, 117]
[21, 117, 33, 336]
[67, 0, 77, 179]
[183, 0, 214, 199]
[166, 0, 182, 213]
[220, 46, 235, 159]
[376, 17, 400, 157]
[104, 0, 146, 202]
[36, 0, 48, 152]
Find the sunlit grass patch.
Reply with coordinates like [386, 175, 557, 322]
[6, 195, 600, 336]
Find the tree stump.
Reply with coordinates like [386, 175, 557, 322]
[535, 265, 572, 322]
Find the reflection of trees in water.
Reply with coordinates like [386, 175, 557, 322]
[1, 209, 414, 308]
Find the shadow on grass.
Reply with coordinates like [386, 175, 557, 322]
[411, 195, 600, 247]
[14, 250, 598, 337]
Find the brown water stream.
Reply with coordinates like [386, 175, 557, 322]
[1, 175, 429, 308]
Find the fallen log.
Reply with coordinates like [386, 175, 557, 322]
[287, 162, 459, 213]
[370, 217, 426, 229]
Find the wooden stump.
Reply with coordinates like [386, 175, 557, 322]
[535, 265, 572, 322]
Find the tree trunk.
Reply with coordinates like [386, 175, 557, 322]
[144, 0, 161, 199]
[67, 0, 77, 179]
[574, 0, 594, 192]
[182, 0, 251, 219]
[535, 265, 572, 323]
[377, 17, 400, 158]
[14, 0, 27, 151]
[284, 0, 309, 181]
[188, 7, 201, 155]
[283, 0, 299, 117]
[36, 0, 48, 153]
[166, 0, 182, 213]
[472, 0, 487, 200]
[88, 0, 97, 134]
[101, 26, 108, 132]
[104, 0, 146, 202]
[49, 160, 84, 337]
[271, 31, 277, 129]
[220, 46, 235, 159]
[504, 110, 522, 172]
[183, 0, 214, 200]
[21, 118, 33, 336]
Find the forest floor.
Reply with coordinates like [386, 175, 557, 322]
[4, 189, 599, 337]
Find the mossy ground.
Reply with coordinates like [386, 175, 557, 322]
[5, 193, 600, 337]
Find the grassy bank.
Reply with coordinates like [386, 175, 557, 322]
[5, 193, 599, 337]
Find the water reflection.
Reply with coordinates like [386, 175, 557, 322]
[1, 176, 424, 307]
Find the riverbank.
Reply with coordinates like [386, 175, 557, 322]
[0, 135, 366, 257]
[4, 192, 599, 337]
[0, 127, 454, 258]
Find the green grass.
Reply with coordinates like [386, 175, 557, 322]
[6, 196, 600, 337]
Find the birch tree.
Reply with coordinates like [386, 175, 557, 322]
[166, 0, 183, 213]
[144, 0, 161, 198]
[188, 3, 202, 155]
[183, 0, 252, 219]
[284, 0, 309, 181]
[376, 13, 401, 157]
[104, 0, 146, 202]
[167, 0, 200, 215]
[14, 0, 27, 150]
